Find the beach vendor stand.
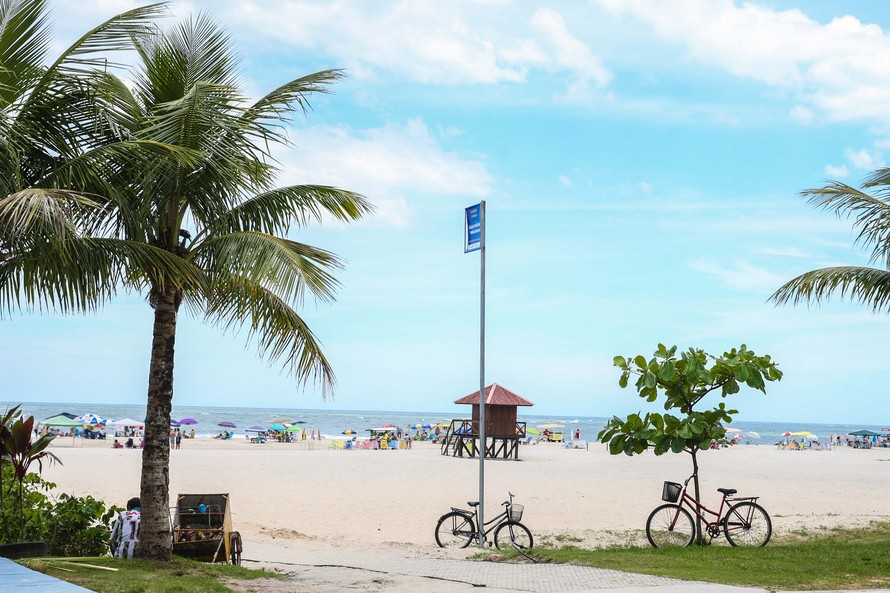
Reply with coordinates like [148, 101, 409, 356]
[171, 493, 242, 565]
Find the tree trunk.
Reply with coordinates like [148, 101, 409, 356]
[137, 287, 179, 561]
[691, 448, 705, 546]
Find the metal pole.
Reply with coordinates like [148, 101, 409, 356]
[478, 200, 486, 547]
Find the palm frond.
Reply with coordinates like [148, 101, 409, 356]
[0, 0, 51, 108]
[0, 237, 207, 315]
[240, 69, 345, 146]
[801, 182, 890, 268]
[196, 231, 342, 305]
[207, 185, 373, 237]
[40, 2, 168, 79]
[0, 188, 98, 244]
[770, 266, 890, 313]
[204, 277, 336, 398]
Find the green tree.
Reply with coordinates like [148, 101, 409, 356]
[597, 344, 782, 544]
[0, 0, 182, 308]
[772, 169, 890, 312]
[71, 15, 371, 560]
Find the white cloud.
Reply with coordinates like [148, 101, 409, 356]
[274, 118, 492, 227]
[689, 257, 789, 293]
[789, 105, 815, 125]
[596, 0, 890, 125]
[559, 174, 573, 187]
[754, 246, 811, 259]
[823, 164, 850, 178]
[844, 147, 882, 170]
[530, 8, 611, 86]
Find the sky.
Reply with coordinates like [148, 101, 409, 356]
[3, 0, 890, 425]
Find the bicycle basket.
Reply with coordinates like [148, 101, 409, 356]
[662, 481, 682, 503]
[508, 503, 524, 522]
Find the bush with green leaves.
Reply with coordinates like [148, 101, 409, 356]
[0, 464, 120, 555]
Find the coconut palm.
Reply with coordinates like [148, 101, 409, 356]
[0, 0, 193, 312]
[73, 15, 372, 560]
[771, 169, 890, 311]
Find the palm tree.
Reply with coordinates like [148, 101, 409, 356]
[0, 0, 191, 312]
[76, 15, 372, 560]
[771, 169, 890, 311]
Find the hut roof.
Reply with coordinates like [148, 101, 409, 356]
[454, 383, 535, 407]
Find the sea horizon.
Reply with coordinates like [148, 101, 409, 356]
[3, 400, 886, 444]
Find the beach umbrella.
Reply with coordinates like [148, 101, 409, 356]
[268, 418, 292, 424]
[286, 425, 302, 432]
[218, 421, 237, 428]
[170, 421, 181, 427]
[526, 428, 541, 435]
[178, 418, 198, 425]
[747, 431, 761, 439]
[269, 423, 286, 431]
[245, 425, 266, 432]
[782, 431, 792, 437]
[342, 429, 356, 435]
[725, 427, 742, 433]
[75, 413, 107, 425]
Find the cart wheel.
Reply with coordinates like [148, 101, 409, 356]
[229, 531, 242, 565]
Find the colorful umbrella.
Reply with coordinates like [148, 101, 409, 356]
[342, 429, 356, 435]
[245, 425, 266, 432]
[268, 418, 292, 424]
[75, 413, 107, 425]
[269, 423, 286, 431]
[286, 425, 302, 432]
[218, 421, 237, 428]
[178, 418, 198, 425]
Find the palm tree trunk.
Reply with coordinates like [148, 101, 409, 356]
[138, 287, 179, 561]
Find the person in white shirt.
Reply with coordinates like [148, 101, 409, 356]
[109, 497, 141, 558]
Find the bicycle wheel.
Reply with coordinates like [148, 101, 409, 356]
[435, 511, 476, 548]
[229, 531, 242, 565]
[723, 502, 771, 547]
[646, 504, 695, 548]
[493, 520, 533, 550]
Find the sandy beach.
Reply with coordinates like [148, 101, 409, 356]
[40, 437, 889, 559]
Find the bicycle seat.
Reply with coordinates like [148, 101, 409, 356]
[467, 501, 480, 507]
[717, 488, 737, 496]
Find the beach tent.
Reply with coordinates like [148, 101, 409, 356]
[111, 418, 144, 427]
[41, 414, 83, 428]
[848, 429, 881, 437]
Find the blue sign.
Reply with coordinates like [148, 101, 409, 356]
[465, 203, 482, 253]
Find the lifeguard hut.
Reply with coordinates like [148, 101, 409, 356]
[440, 383, 533, 460]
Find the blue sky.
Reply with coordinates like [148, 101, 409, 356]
[3, 0, 890, 424]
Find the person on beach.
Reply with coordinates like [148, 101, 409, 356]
[175, 429, 182, 449]
[109, 497, 141, 558]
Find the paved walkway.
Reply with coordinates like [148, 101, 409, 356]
[249, 543, 890, 593]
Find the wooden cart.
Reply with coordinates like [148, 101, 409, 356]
[171, 493, 242, 565]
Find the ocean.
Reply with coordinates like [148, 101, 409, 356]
[2, 400, 886, 443]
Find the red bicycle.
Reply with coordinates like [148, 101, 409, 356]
[646, 473, 771, 548]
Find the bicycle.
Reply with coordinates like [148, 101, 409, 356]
[646, 474, 772, 548]
[435, 492, 533, 551]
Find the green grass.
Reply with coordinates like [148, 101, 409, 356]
[20, 556, 282, 593]
[495, 523, 890, 591]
